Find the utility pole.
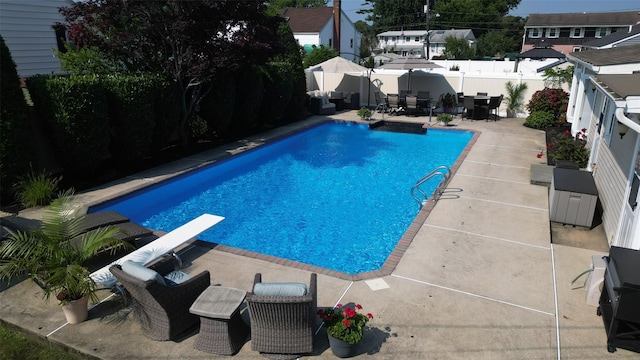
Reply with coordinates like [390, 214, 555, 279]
[424, 2, 430, 59]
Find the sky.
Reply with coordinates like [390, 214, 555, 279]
[332, 0, 640, 24]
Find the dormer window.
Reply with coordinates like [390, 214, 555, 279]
[595, 27, 610, 38]
[546, 28, 559, 38]
[570, 27, 584, 38]
[529, 28, 542, 38]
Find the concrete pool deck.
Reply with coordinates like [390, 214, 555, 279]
[0, 111, 629, 359]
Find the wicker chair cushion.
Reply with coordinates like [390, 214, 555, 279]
[253, 282, 307, 297]
[163, 270, 191, 285]
[122, 260, 166, 286]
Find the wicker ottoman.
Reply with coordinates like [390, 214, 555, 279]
[189, 286, 249, 355]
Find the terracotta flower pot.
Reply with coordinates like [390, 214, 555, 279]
[61, 297, 89, 324]
[328, 334, 359, 358]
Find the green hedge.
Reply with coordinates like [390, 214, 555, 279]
[259, 62, 294, 125]
[29, 75, 110, 177]
[104, 73, 156, 162]
[0, 35, 34, 198]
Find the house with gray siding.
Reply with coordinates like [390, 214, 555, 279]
[566, 45, 640, 249]
[0, 0, 73, 77]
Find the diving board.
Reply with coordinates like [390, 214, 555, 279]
[90, 214, 224, 288]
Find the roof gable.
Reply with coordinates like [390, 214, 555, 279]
[281, 7, 333, 33]
[526, 11, 640, 27]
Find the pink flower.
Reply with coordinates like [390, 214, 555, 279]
[342, 319, 351, 327]
[367, 313, 374, 319]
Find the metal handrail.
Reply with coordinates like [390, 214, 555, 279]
[411, 166, 451, 206]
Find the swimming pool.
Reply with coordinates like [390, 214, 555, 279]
[91, 122, 473, 274]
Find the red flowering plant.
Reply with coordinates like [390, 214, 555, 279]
[545, 128, 590, 168]
[318, 303, 373, 344]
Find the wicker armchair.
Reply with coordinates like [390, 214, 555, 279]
[246, 273, 317, 360]
[109, 255, 210, 341]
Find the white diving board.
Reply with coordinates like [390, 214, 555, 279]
[90, 214, 224, 288]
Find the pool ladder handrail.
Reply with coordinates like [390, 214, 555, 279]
[411, 165, 451, 207]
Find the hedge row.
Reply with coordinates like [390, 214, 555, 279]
[24, 63, 303, 183]
[0, 36, 35, 198]
[27, 73, 180, 178]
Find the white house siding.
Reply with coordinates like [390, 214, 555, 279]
[338, 12, 360, 61]
[593, 145, 628, 246]
[0, 0, 72, 77]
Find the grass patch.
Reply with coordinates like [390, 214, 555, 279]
[0, 323, 85, 360]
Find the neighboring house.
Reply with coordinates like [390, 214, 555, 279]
[565, 44, 640, 249]
[281, 0, 361, 62]
[523, 11, 640, 54]
[581, 23, 640, 50]
[0, 0, 72, 77]
[375, 29, 475, 59]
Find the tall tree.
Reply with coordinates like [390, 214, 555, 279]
[442, 36, 476, 59]
[59, 0, 285, 145]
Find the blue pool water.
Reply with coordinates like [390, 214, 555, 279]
[91, 122, 473, 274]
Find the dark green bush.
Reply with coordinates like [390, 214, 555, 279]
[525, 111, 556, 130]
[0, 35, 34, 199]
[150, 77, 181, 149]
[230, 67, 264, 135]
[196, 73, 236, 140]
[259, 62, 294, 125]
[27, 75, 110, 177]
[104, 73, 156, 162]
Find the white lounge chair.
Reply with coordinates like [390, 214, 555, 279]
[90, 214, 224, 288]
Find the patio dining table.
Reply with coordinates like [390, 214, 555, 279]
[472, 95, 490, 120]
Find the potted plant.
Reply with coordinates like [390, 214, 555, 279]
[504, 81, 528, 118]
[318, 303, 373, 358]
[357, 106, 372, 120]
[442, 93, 456, 113]
[437, 113, 453, 126]
[0, 191, 133, 324]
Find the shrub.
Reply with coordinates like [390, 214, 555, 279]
[104, 73, 156, 162]
[27, 74, 110, 177]
[525, 111, 556, 129]
[547, 128, 590, 168]
[259, 61, 295, 125]
[527, 88, 569, 121]
[13, 168, 62, 207]
[0, 35, 34, 199]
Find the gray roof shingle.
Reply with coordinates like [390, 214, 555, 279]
[568, 44, 640, 66]
[525, 11, 640, 27]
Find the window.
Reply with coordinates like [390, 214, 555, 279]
[350, 39, 353, 48]
[328, 39, 332, 47]
[595, 27, 610, 38]
[529, 28, 542, 38]
[570, 27, 584, 38]
[53, 24, 68, 53]
[404, 36, 409, 42]
[546, 28, 559, 38]
[414, 36, 420, 42]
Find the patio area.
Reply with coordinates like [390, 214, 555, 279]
[0, 111, 631, 359]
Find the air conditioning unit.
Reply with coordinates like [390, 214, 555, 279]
[585, 254, 607, 306]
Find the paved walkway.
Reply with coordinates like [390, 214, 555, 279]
[1, 111, 629, 359]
